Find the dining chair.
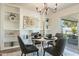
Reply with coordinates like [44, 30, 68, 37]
[43, 38, 66, 56]
[48, 34, 52, 39]
[32, 34, 41, 45]
[47, 33, 63, 47]
[18, 36, 39, 56]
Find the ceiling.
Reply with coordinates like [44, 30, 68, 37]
[62, 13, 79, 21]
[9, 3, 78, 13]
[21, 3, 77, 10]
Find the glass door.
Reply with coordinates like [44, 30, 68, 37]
[61, 19, 78, 50]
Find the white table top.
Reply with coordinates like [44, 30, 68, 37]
[32, 38, 46, 41]
[32, 37, 55, 42]
[21, 37, 57, 45]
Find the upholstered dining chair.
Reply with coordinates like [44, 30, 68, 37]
[32, 34, 41, 45]
[43, 38, 66, 56]
[18, 36, 39, 56]
[47, 33, 63, 47]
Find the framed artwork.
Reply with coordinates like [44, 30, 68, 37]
[23, 16, 35, 29]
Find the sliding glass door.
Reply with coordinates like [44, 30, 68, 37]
[61, 19, 78, 50]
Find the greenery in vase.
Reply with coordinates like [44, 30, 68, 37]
[71, 26, 77, 34]
[71, 22, 77, 34]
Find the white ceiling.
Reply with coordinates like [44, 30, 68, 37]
[62, 13, 79, 21]
[9, 3, 78, 12]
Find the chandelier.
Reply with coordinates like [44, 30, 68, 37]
[36, 3, 58, 15]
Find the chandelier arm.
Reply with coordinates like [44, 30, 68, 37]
[36, 3, 58, 14]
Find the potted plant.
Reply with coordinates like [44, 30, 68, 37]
[71, 26, 77, 39]
[71, 26, 77, 34]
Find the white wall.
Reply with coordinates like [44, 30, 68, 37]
[0, 4, 5, 50]
[0, 5, 1, 50]
[20, 7, 41, 36]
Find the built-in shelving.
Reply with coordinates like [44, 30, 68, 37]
[1, 4, 20, 50]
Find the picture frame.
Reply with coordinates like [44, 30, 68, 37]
[23, 16, 35, 29]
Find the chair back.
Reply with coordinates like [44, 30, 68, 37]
[54, 38, 66, 55]
[47, 34, 52, 39]
[55, 33, 63, 39]
[18, 36, 27, 53]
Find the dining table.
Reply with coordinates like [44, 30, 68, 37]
[32, 37, 57, 52]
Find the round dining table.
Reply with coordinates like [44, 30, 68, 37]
[32, 37, 57, 54]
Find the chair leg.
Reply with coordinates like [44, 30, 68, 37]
[21, 53, 23, 56]
[48, 44, 49, 47]
[43, 50, 45, 56]
[33, 52, 35, 56]
[37, 51, 39, 56]
[24, 54, 26, 56]
[61, 54, 63, 56]
[42, 41, 43, 47]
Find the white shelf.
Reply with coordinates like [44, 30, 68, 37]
[6, 11, 20, 14]
[4, 29, 20, 30]
[5, 34, 18, 36]
[4, 45, 19, 50]
[4, 40, 18, 43]
[45, 29, 51, 30]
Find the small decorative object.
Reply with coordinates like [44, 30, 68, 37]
[26, 35, 28, 39]
[8, 32, 14, 35]
[9, 12, 16, 22]
[10, 42, 14, 47]
[46, 18, 49, 29]
[46, 18, 49, 22]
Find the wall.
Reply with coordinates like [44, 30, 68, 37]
[0, 5, 1, 50]
[0, 4, 5, 50]
[19, 7, 42, 39]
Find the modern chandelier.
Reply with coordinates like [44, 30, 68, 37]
[36, 3, 58, 15]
